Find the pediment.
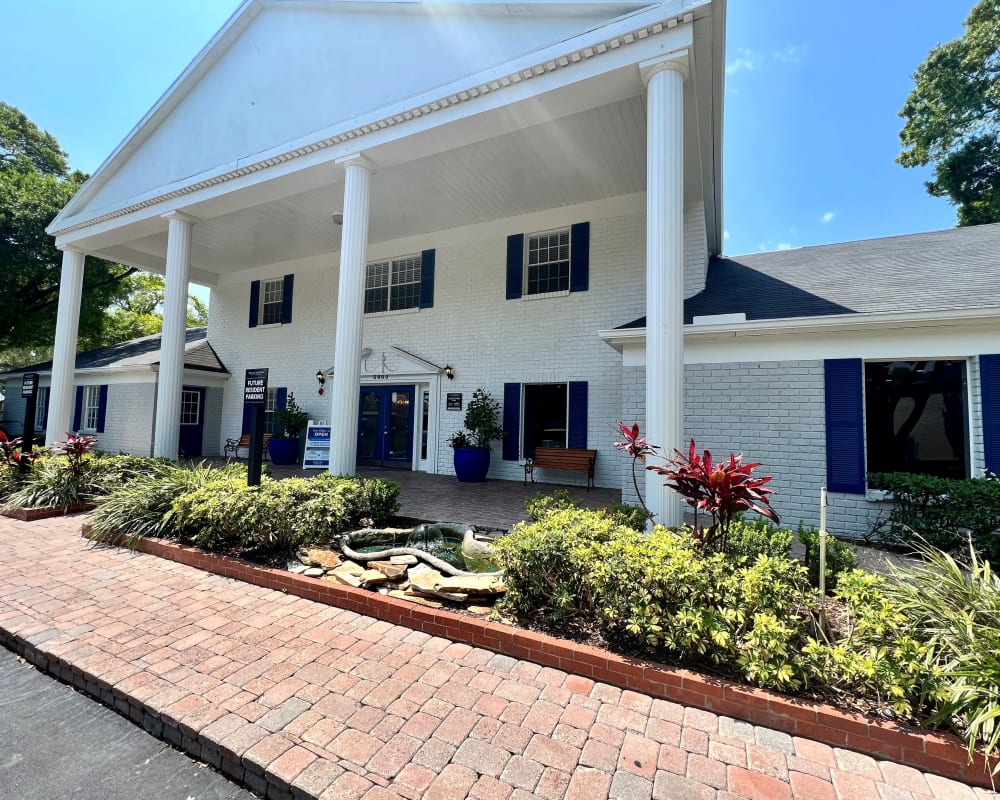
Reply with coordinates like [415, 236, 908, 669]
[58, 1, 654, 225]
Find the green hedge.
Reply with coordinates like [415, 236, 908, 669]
[869, 472, 1000, 562]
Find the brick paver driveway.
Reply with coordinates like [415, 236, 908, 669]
[0, 515, 994, 800]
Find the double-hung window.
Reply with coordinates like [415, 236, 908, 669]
[365, 255, 422, 314]
[526, 229, 570, 295]
[34, 386, 49, 431]
[81, 386, 101, 432]
[264, 388, 278, 434]
[260, 278, 284, 325]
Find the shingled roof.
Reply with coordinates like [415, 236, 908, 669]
[619, 222, 1000, 329]
[3, 327, 228, 375]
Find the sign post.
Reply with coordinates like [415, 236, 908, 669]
[243, 368, 269, 487]
[19, 374, 38, 474]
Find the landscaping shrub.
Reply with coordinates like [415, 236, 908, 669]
[869, 471, 1000, 562]
[358, 477, 401, 526]
[2, 455, 98, 510]
[723, 518, 793, 561]
[886, 543, 1000, 771]
[798, 523, 857, 591]
[87, 454, 175, 495]
[524, 489, 578, 521]
[603, 501, 654, 531]
[88, 460, 234, 547]
[171, 473, 379, 553]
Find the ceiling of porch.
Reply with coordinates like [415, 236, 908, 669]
[86, 68, 702, 280]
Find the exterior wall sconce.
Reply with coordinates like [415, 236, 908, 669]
[443, 365, 455, 380]
[332, 212, 344, 226]
[316, 370, 326, 395]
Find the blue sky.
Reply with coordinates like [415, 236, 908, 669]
[3, 0, 969, 263]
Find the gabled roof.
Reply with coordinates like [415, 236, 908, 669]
[618, 222, 1000, 328]
[2, 328, 229, 376]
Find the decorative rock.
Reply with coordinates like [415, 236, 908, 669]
[296, 553, 312, 566]
[286, 562, 309, 575]
[466, 605, 493, 616]
[369, 561, 407, 580]
[389, 590, 442, 608]
[324, 570, 361, 587]
[436, 574, 507, 595]
[303, 549, 342, 569]
[338, 561, 366, 576]
[408, 567, 445, 591]
[360, 569, 389, 585]
[389, 555, 418, 566]
[303, 567, 325, 578]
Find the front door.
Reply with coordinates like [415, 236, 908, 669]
[357, 386, 414, 469]
[178, 387, 205, 458]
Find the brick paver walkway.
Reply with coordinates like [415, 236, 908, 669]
[0, 515, 995, 800]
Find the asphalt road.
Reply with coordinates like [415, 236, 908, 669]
[0, 648, 256, 800]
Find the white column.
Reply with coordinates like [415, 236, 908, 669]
[328, 156, 374, 475]
[642, 55, 687, 527]
[153, 211, 195, 459]
[46, 248, 86, 445]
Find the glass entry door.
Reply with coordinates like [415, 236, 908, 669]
[357, 386, 415, 469]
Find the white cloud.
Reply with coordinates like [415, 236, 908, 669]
[725, 48, 757, 76]
[820, 211, 835, 224]
[776, 243, 793, 251]
[772, 44, 806, 64]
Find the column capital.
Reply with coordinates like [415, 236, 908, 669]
[56, 245, 86, 256]
[335, 152, 378, 173]
[161, 209, 198, 225]
[639, 50, 689, 85]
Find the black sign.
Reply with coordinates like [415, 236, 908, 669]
[446, 392, 462, 411]
[244, 368, 269, 405]
[21, 373, 38, 399]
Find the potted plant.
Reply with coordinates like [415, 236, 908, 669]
[269, 393, 309, 465]
[449, 388, 504, 482]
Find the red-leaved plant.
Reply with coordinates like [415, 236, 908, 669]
[649, 438, 779, 550]
[613, 422, 657, 510]
[0, 430, 38, 477]
[51, 433, 98, 480]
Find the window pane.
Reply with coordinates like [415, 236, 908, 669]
[365, 256, 421, 312]
[526, 230, 571, 295]
[83, 386, 100, 431]
[522, 383, 567, 459]
[365, 287, 389, 314]
[261, 278, 284, 325]
[864, 360, 968, 479]
[264, 388, 277, 434]
[181, 391, 199, 425]
[35, 387, 48, 430]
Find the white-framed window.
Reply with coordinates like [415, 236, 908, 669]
[34, 386, 49, 431]
[264, 387, 278, 434]
[365, 255, 421, 314]
[526, 228, 570, 295]
[180, 390, 200, 426]
[864, 359, 969, 479]
[260, 278, 284, 325]
[82, 385, 101, 432]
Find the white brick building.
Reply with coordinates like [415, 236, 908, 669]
[31, 0, 1000, 538]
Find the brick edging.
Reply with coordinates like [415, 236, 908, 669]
[98, 532, 996, 788]
[2, 503, 95, 521]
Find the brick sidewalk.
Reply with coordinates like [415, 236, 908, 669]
[0, 515, 994, 800]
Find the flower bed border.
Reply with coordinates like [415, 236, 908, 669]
[4, 502, 95, 521]
[95, 531, 996, 789]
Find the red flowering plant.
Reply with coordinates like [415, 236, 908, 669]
[613, 422, 657, 515]
[0, 430, 39, 479]
[648, 437, 780, 551]
[51, 433, 98, 480]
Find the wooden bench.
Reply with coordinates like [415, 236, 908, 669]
[223, 433, 272, 460]
[524, 447, 597, 490]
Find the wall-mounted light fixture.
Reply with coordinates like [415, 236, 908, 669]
[316, 370, 326, 395]
[443, 365, 455, 380]
[332, 212, 344, 226]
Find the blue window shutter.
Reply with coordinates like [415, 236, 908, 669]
[281, 274, 294, 324]
[503, 383, 521, 460]
[570, 222, 590, 293]
[275, 387, 288, 435]
[420, 249, 435, 309]
[249, 280, 260, 328]
[96, 385, 109, 433]
[568, 381, 588, 448]
[72, 386, 83, 432]
[242, 403, 252, 435]
[506, 234, 523, 300]
[825, 359, 866, 494]
[981, 354, 1000, 475]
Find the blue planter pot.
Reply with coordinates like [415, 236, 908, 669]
[454, 447, 491, 482]
[268, 436, 299, 466]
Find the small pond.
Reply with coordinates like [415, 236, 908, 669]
[345, 523, 501, 574]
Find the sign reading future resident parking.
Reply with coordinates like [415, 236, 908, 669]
[244, 368, 269, 404]
[20, 373, 38, 398]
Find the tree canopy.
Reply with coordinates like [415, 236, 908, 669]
[0, 102, 208, 372]
[898, 0, 1000, 225]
